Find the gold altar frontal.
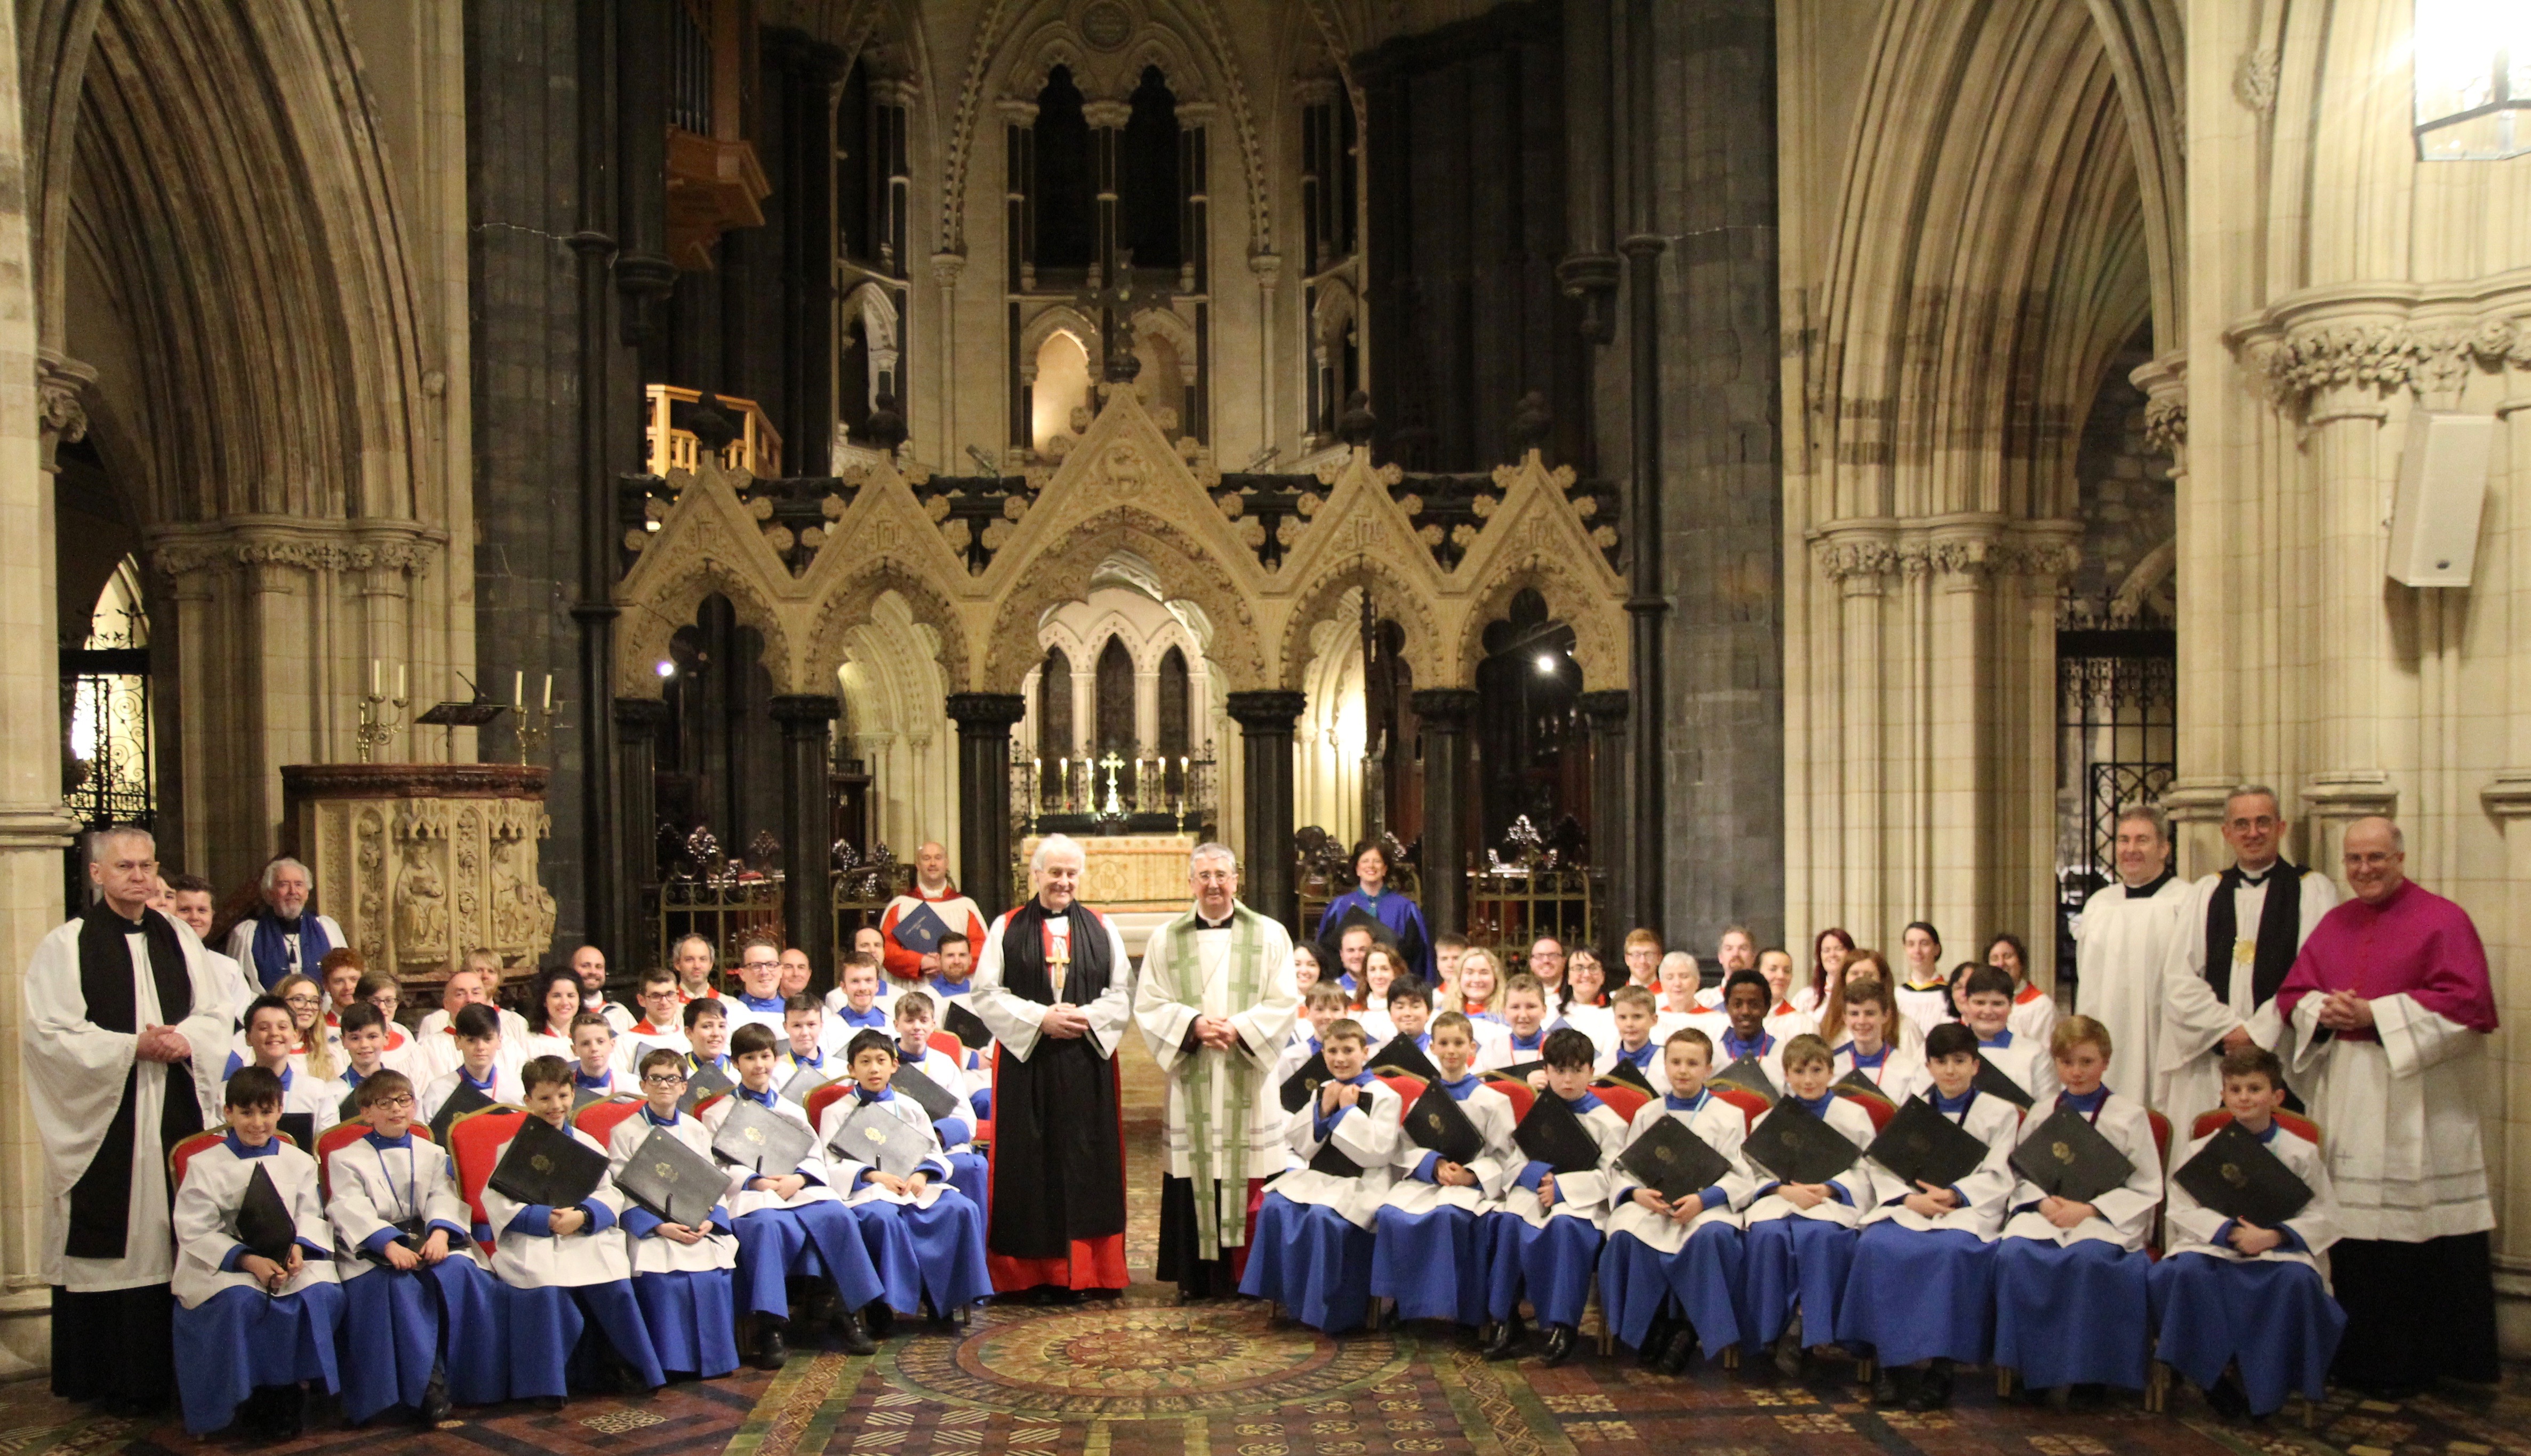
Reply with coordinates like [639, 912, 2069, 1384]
[1021, 833, 1196, 911]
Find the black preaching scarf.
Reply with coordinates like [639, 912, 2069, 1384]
[986, 898, 1126, 1260]
[2203, 863, 2308, 1009]
[67, 903, 203, 1260]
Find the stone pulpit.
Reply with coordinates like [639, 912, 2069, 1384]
[279, 763, 558, 992]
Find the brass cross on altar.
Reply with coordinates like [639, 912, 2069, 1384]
[1098, 751, 1126, 816]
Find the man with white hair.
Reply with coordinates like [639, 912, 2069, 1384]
[876, 840, 988, 986]
[23, 827, 234, 1414]
[223, 856, 346, 992]
[2071, 802, 2188, 1107]
[2156, 785, 2338, 1117]
[970, 834, 1134, 1298]
[1134, 843, 1301, 1301]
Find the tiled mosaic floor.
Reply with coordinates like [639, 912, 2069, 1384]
[1, 1040, 2518, 1454]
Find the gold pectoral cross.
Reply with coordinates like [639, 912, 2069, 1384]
[1046, 931, 1070, 1002]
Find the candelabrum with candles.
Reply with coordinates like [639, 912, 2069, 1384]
[516, 701, 558, 765]
[355, 689, 407, 763]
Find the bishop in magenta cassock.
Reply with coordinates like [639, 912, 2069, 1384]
[2277, 816, 2500, 1397]
[970, 835, 1134, 1296]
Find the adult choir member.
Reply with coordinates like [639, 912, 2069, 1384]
[877, 841, 990, 985]
[222, 857, 345, 992]
[1134, 843, 1301, 1301]
[971, 835, 1134, 1297]
[25, 827, 234, 1413]
[2157, 786, 2337, 1117]
[2277, 816, 2500, 1397]
[2071, 805, 2186, 1106]
[163, 874, 256, 1019]
[1315, 840, 1435, 982]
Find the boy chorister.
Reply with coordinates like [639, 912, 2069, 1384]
[624, 969, 693, 1055]
[1475, 974, 1564, 1071]
[170, 1067, 343, 1438]
[1991, 1015, 2165, 1402]
[1961, 967, 2061, 1104]
[480, 1056, 665, 1405]
[1597, 985, 1672, 1094]
[701, 1022, 883, 1367]
[1481, 1027, 1629, 1366]
[820, 1028, 994, 1324]
[223, 993, 342, 1139]
[329, 1068, 505, 1423]
[825, 958, 893, 1034]
[353, 972, 425, 1077]
[1240, 1017, 1401, 1332]
[2149, 1046, 2344, 1420]
[417, 1004, 524, 1126]
[1600, 1027, 1757, 1373]
[683, 998, 735, 1080]
[604, 1045, 742, 1380]
[1831, 979, 1928, 1103]
[780, 994, 842, 1076]
[890, 991, 991, 1209]
[1741, 1031, 1884, 1380]
[1835, 1022, 2023, 1410]
[1369, 1011, 1518, 1330]
[1273, 982, 1351, 1086]
[567, 1012, 624, 1098]
[334, 1001, 401, 1107]
[1712, 971, 1791, 1092]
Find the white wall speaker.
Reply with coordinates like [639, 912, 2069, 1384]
[2386, 410, 2494, 588]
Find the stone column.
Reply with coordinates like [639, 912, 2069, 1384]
[1411, 688, 1481, 942]
[1577, 689, 1631, 945]
[1226, 690, 1306, 932]
[613, 698, 669, 963]
[946, 693, 1024, 920]
[770, 694, 838, 973]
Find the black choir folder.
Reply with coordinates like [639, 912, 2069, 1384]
[678, 1060, 736, 1113]
[1403, 1082, 1485, 1167]
[235, 1164, 298, 1266]
[2173, 1121, 2312, 1228]
[617, 1126, 727, 1228]
[427, 1080, 494, 1145]
[1867, 1097, 1991, 1193]
[1708, 1056, 1780, 1106]
[828, 1103, 934, 1179]
[1512, 1092, 1602, 1175]
[1743, 1096, 1860, 1187]
[2009, 1106, 2134, 1204]
[1280, 1051, 1333, 1113]
[710, 1098, 814, 1177]
[1617, 1115, 1732, 1203]
[1597, 1059, 1655, 1095]
[1369, 1035, 1441, 1086]
[487, 1116, 610, 1211]
[888, 1065, 962, 1121]
[1972, 1056, 2037, 1109]
[1832, 1069, 1894, 1108]
[942, 1001, 993, 1051]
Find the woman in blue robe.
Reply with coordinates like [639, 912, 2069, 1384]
[1315, 841, 1436, 983]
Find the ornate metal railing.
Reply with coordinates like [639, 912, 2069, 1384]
[1463, 856, 1604, 961]
[831, 852, 914, 953]
[1294, 827, 1421, 941]
[650, 876, 784, 970]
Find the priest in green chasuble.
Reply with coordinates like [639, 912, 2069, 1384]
[1133, 842, 1302, 1301]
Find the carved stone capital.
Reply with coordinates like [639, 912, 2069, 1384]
[37, 349, 97, 470]
[148, 519, 445, 581]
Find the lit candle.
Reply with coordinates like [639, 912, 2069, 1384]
[371, 658, 381, 696]
[396, 663, 406, 700]
[542, 673, 553, 711]
[513, 670, 524, 709]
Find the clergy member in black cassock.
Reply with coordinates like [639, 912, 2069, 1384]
[969, 835, 1136, 1297]
[24, 828, 233, 1414]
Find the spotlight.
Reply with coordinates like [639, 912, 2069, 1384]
[1535, 653, 1558, 675]
[655, 660, 676, 679]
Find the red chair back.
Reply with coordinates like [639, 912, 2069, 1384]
[803, 1081, 853, 1135]
[1490, 1079, 1536, 1120]
[170, 1128, 227, 1188]
[311, 1118, 437, 1200]
[2189, 1106, 2321, 1149]
[448, 1106, 527, 1252]
[1594, 1084, 1652, 1123]
[1710, 1085, 1771, 1131]
[1377, 1074, 1426, 1121]
[692, 1091, 731, 1119]
[574, 1094, 647, 1147]
[1835, 1088, 1897, 1133]
[927, 1031, 967, 1063]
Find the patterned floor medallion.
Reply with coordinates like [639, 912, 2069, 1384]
[888, 1302, 1407, 1417]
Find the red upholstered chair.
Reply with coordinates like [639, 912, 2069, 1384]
[803, 1081, 854, 1137]
[1710, 1085, 1771, 1131]
[311, 1118, 436, 1200]
[927, 1032, 966, 1063]
[170, 1127, 227, 1188]
[1593, 1083, 1652, 1124]
[1489, 1079, 1537, 1120]
[448, 1106, 528, 1253]
[2190, 1107, 2321, 1149]
[1376, 1074, 1426, 1120]
[574, 1093, 647, 1147]
[1834, 1087, 1897, 1133]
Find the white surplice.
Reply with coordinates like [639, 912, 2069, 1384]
[1133, 907, 1302, 1181]
[2158, 867, 2338, 1120]
[25, 912, 235, 1290]
[2071, 875, 2190, 1107]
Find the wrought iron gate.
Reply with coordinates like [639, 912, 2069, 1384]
[2055, 618, 2175, 1005]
